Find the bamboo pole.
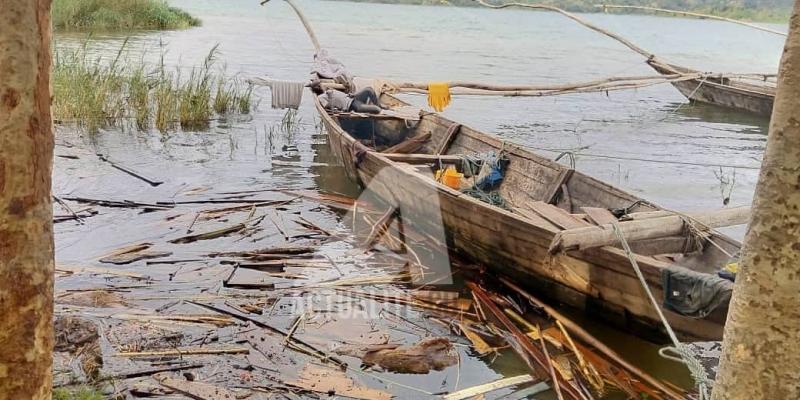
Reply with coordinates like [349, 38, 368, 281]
[468, 283, 585, 400]
[597, 4, 787, 37]
[391, 73, 684, 91]
[314, 72, 709, 97]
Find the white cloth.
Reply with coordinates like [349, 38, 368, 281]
[312, 49, 353, 91]
[312, 49, 347, 79]
[266, 79, 304, 109]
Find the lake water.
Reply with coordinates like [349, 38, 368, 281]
[53, 1, 787, 397]
[61, 0, 785, 236]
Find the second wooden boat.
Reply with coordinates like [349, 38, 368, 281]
[648, 57, 775, 117]
[316, 91, 745, 342]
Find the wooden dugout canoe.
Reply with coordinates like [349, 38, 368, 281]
[315, 92, 742, 341]
[648, 58, 775, 117]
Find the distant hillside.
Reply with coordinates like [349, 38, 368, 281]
[327, 0, 792, 22]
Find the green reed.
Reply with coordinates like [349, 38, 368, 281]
[53, 42, 255, 134]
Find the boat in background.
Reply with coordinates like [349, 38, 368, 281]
[648, 57, 776, 117]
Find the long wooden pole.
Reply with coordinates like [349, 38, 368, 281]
[549, 206, 750, 253]
[390, 73, 681, 91]
[597, 4, 787, 37]
[261, 0, 321, 52]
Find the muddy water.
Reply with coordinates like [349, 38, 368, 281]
[53, 0, 785, 397]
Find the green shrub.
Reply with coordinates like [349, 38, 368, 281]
[53, 0, 201, 31]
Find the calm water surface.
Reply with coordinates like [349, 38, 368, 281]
[54, 1, 786, 396]
[61, 0, 783, 233]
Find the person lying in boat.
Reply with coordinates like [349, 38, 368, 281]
[311, 83, 385, 114]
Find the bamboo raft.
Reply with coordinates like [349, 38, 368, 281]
[648, 58, 776, 117]
[316, 92, 745, 341]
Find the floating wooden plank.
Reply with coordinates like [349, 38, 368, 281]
[581, 207, 618, 226]
[170, 223, 247, 244]
[235, 262, 286, 273]
[56, 264, 148, 279]
[118, 347, 248, 357]
[287, 364, 392, 400]
[101, 250, 173, 265]
[110, 314, 237, 327]
[443, 374, 536, 400]
[223, 267, 276, 289]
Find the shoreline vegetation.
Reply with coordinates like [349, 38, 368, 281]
[326, 0, 792, 22]
[53, 0, 200, 31]
[53, 42, 255, 134]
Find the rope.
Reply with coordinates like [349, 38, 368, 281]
[670, 75, 708, 114]
[680, 215, 709, 254]
[460, 188, 509, 208]
[611, 223, 711, 399]
[554, 151, 576, 169]
[597, 4, 787, 37]
[529, 147, 761, 170]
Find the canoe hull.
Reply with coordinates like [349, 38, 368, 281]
[649, 60, 775, 117]
[315, 96, 730, 342]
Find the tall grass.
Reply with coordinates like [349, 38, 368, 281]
[53, 42, 256, 134]
[53, 0, 200, 31]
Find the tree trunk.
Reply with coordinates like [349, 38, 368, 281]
[712, 3, 800, 399]
[0, 0, 55, 398]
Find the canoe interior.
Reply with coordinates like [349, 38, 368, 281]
[321, 91, 742, 340]
[334, 94, 739, 273]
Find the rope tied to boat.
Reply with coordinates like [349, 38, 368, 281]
[680, 215, 709, 254]
[659, 344, 712, 398]
[611, 223, 711, 400]
[554, 151, 576, 169]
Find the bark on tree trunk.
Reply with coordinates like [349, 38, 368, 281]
[0, 0, 55, 398]
[711, 3, 800, 399]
